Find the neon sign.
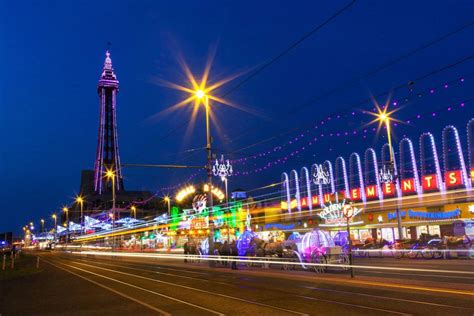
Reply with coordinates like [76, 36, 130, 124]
[387, 209, 461, 220]
[320, 201, 363, 226]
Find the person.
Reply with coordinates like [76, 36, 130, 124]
[220, 241, 230, 266]
[183, 241, 189, 263]
[230, 240, 238, 270]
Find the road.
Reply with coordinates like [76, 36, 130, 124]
[3, 251, 474, 315]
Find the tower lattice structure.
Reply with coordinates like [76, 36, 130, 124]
[93, 51, 124, 194]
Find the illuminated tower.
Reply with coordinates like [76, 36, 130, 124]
[93, 50, 124, 194]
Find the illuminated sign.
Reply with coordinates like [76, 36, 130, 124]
[365, 185, 377, 199]
[445, 170, 463, 188]
[387, 209, 461, 220]
[176, 185, 196, 202]
[264, 223, 296, 230]
[422, 174, 438, 191]
[382, 182, 395, 197]
[350, 188, 361, 201]
[203, 184, 225, 201]
[400, 178, 416, 194]
[320, 201, 363, 226]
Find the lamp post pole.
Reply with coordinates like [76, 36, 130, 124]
[204, 96, 216, 267]
[40, 219, 44, 233]
[112, 173, 116, 250]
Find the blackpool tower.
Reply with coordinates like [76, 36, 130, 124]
[93, 50, 124, 194]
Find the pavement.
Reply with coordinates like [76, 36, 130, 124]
[1, 251, 473, 315]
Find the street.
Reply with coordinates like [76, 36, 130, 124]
[2, 251, 473, 315]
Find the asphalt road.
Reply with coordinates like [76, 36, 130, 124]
[2, 251, 474, 315]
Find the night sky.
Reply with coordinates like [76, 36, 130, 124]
[1, 1, 473, 234]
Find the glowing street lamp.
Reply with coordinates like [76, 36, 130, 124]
[105, 168, 116, 249]
[40, 219, 44, 233]
[62, 207, 69, 229]
[131, 206, 137, 219]
[75, 196, 84, 233]
[163, 196, 171, 217]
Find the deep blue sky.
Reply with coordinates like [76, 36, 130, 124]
[1, 1, 473, 234]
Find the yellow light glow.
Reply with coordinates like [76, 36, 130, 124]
[76, 196, 84, 204]
[105, 169, 115, 179]
[40, 219, 44, 223]
[195, 89, 205, 99]
[52, 214, 56, 219]
[131, 206, 136, 211]
[164, 196, 170, 202]
[62, 207, 68, 212]
[176, 185, 196, 202]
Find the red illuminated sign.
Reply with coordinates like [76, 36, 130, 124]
[401, 178, 416, 194]
[445, 170, 463, 188]
[382, 182, 395, 197]
[312, 195, 319, 206]
[350, 188, 361, 200]
[323, 193, 332, 203]
[365, 185, 377, 199]
[422, 174, 438, 191]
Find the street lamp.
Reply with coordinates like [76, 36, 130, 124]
[52, 214, 57, 240]
[62, 207, 69, 229]
[163, 196, 171, 217]
[75, 196, 84, 233]
[105, 168, 116, 249]
[40, 219, 44, 233]
[367, 102, 404, 239]
[131, 206, 137, 219]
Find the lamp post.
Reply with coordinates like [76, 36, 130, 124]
[370, 104, 404, 240]
[131, 206, 137, 219]
[163, 197, 171, 217]
[52, 214, 57, 240]
[342, 203, 355, 278]
[75, 196, 84, 234]
[62, 207, 69, 229]
[40, 219, 44, 233]
[106, 169, 116, 250]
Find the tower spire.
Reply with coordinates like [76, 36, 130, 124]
[101, 50, 117, 80]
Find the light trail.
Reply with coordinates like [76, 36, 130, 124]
[71, 251, 474, 279]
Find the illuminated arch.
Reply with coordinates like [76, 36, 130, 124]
[467, 119, 474, 175]
[442, 125, 470, 187]
[290, 169, 301, 211]
[419, 132, 443, 191]
[281, 172, 291, 213]
[300, 167, 312, 210]
[349, 153, 366, 202]
[399, 138, 421, 195]
[364, 148, 382, 199]
[335, 157, 350, 199]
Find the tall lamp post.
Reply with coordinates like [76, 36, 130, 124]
[62, 207, 69, 229]
[52, 214, 57, 240]
[40, 219, 44, 233]
[106, 169, 116, 250]
[131, 206, 137, 219]
[163, 196, 171, 217]
[369, 104, 404, 240]
[75, 196, 84, 234]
